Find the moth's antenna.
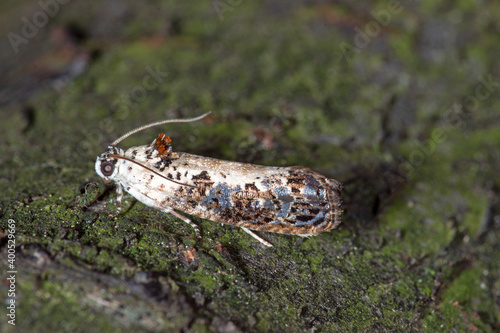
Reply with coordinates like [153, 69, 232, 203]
[111, 112, 211, 146]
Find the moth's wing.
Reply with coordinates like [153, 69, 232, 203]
[132, 152, 342, 236]
[173, 161, 342, 236]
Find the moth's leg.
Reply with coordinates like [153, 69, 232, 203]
[115, 184, 123, 214]
[163, 208, 201, 239]
[241, 227, 273, 247]
[108, 185, 123, 218]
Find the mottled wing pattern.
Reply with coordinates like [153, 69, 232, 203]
[162, 156, 342, 236]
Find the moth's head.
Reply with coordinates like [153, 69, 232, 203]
[95, 147, 120, 182]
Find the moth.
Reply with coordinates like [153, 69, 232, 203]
[95, 113, 342, 247]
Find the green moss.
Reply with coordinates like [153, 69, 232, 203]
[1, 0, 500, 331]
[16, 281, 123, 333]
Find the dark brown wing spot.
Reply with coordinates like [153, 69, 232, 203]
[245, 183, 259, 191]
[192, 171, 211, 181]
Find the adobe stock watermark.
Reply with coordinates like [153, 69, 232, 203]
[212, 0, 244, 21]
[7, 0, 72, 55]
[340, 0, 403, 63]
[6, 219, 17, 326]
[384, 74, 499, 189]
[60, 65, 168, 163]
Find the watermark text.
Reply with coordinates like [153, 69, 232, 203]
[6, 219, 17, 326]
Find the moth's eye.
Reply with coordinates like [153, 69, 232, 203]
[100, 161, 115, 177]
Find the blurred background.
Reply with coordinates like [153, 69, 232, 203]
[0, 1, 499, 332]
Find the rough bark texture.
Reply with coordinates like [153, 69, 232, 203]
[1, 1, 499, 332]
